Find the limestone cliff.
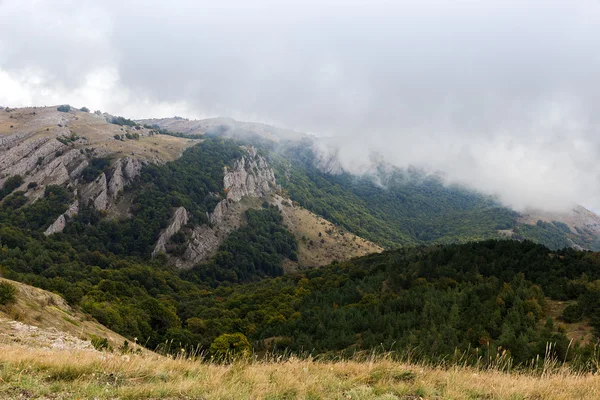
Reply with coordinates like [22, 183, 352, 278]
[154, 146, 277, 268]
[108, 157, 143, 199]
[222, 146, 276, 202]
[44, 199, 79, 236]
[152, 206, 190, 256]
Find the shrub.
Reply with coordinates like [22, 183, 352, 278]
[57, 105, 71, 112]
[0, 281, 17, 305]
[90, 335, 109, 351]
[109, 116, 137, 127]
[562, 304, 584, 323]
[210, 333, 251, 360]
[80, 106, 90, 113]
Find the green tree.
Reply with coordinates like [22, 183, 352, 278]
[0, 281, 17, 305]
[209, 333, 251, 360]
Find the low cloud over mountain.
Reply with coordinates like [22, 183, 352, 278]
[1, 0, 599, 211]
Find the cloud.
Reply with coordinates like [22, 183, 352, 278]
[1, 0, 600, 211]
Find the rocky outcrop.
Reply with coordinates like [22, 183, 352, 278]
[123, 157, 142, 180]
[0, 137, 66, 184]
[152, 206, 189, 256]
[108, 157, 143, 199]
[69, 159, 89, 179]
[44, 214, 66, 236]
[108, 159, 124, 198]
[65, 199, 79, 218]
[223, 148, 276, 202]
[44, 200, 79, 236]
[80, 173, 109, 211]
[179, 225, 221, 267]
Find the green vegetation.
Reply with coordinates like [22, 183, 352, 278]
[0, 185, 70, 231]
[0, 175, 23, 201]
[168, 240, 600, 366]
[272, 142, 518, 249]
[80, 106, 90, 113]
[109, 116, 138, 127]
[0, 281, 17, 305]
[2, 135, 600, 370]
[209, 333, 251, 360]
[56, 105, 71, 112]
[80, 157, 111, 183]
[515, 220, 600, 251]
[183, 205, 298, 286]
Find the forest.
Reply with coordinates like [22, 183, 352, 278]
[0, 137, 600, 368]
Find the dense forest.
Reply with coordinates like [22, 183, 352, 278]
[1, 136, 600, 369]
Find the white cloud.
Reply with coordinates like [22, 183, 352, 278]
[1, 0, 600, 211]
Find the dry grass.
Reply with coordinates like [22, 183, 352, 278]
[0, 278, 129, 350]
[0, 345, 599, 399]
[0, 106, 196, 163]
[273, 195, 383, 268]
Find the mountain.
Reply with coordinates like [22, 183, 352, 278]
[2, 105, 600, 367]
[146, 116, 600, 251]
[0, 106, 380, 269]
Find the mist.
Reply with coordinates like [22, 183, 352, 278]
[1, 0, 599, 211]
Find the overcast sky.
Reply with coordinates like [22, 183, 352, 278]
[1, 0, 599, 212]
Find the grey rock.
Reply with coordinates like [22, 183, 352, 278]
[108, 158, 124, 199]
[44, 215, 66, 236]
[80, 173, 109, 211]
[153, 206, 189, 256]
[177, 225, 221, 267]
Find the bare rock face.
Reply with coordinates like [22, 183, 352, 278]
[223, 148, 276, 202]
[108, 157, 143, 199]
[65, 199, 79, 218]
[80, 173, 109, 211]
[177, 225, 221, 267]
[0, 137, 67, 186]
[209, 198, 233, 225]
[44, 214, 66, 236]
[123, 157, 142, 180]
[108, 158, 124, 199]
[153, 206, 189, 256]
[43, 199, 79, 236]
[69, 159, 89, 179]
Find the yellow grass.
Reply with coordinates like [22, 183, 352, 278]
[274, 195, 383, 268]
[0, 345, 599, 399]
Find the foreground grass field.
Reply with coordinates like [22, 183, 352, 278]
[0, 345, 599, 399]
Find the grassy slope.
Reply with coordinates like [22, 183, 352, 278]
[0, 278, 130, 350]
[0, 346, 598, 399]
[273, 194, 383, 268]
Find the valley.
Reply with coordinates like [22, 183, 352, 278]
[1, 106, 600, 399]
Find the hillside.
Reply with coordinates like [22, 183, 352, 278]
[0, 278, 130, 351]
[0, 106, 379, 269]
[146, 116, 600, 252]
[273, 194, 383, 268]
